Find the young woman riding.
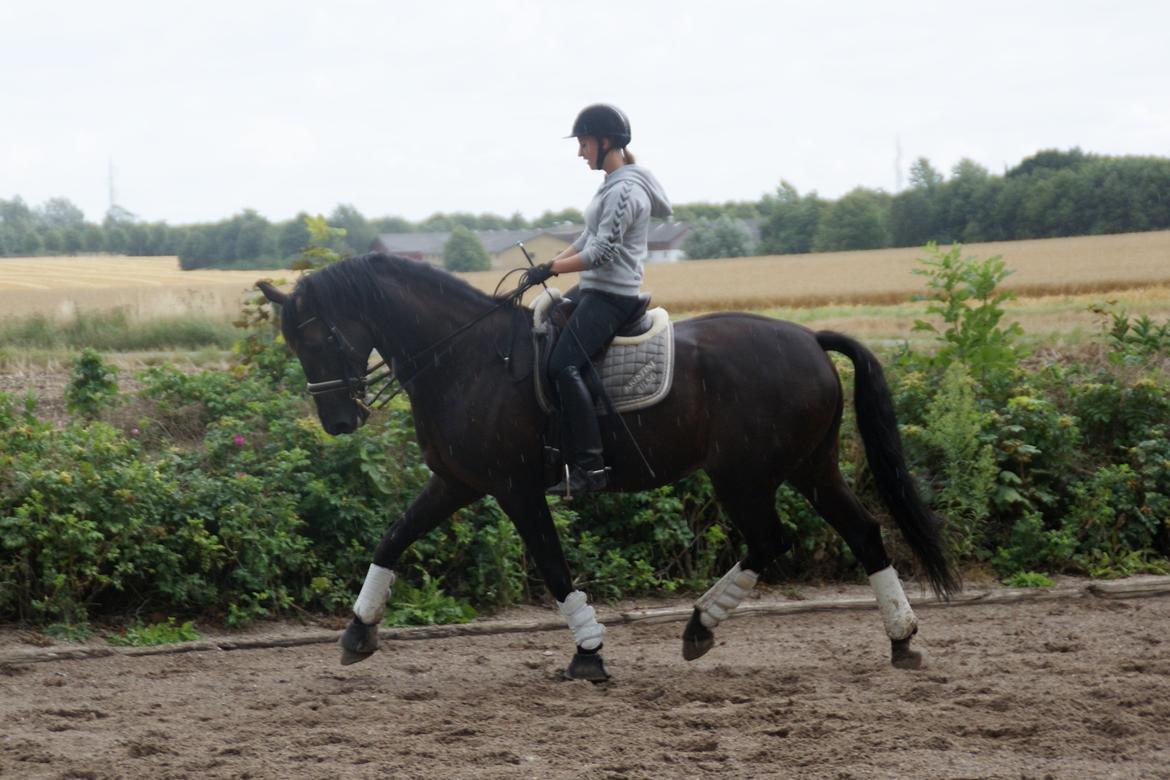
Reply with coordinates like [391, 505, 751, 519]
[523, 103, 672, 496]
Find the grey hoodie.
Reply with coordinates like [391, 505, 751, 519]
[572, 164, 672, 297]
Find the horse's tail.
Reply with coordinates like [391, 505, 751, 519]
[816, 330, 960, 600]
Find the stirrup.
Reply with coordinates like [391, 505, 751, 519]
[547, 465, 609, 499]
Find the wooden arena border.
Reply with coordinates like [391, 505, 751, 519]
[3, 577, 1168, 667]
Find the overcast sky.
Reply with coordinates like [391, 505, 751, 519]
[3, 1, 1167, 226]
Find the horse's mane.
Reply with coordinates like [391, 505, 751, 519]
[293, 252, 505, 325]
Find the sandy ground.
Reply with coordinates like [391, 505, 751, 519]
[2, 588, 1169, 780]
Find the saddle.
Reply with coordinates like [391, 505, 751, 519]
[531, 287, 675, 416]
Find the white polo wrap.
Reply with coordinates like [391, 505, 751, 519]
[869, 566, 917, 640]
[353, 564, 396, 625]
[695, 563, 759, 629]
[558, 590, 605, 651]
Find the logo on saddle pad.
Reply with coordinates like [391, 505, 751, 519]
[531, 288, 675, 415]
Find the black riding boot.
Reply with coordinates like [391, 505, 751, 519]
[548, 365, 608, 497]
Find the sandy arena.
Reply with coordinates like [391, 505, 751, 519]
[2, 582, 1169, 780]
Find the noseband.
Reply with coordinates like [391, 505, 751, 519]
[297, 315, 394, 411]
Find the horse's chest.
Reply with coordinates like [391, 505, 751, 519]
[414, 398, 511, 473]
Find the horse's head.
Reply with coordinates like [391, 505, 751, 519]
[258, 280, 373, 436]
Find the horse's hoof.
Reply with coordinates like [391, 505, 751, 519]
[340, 647, 377, 666]
[338, 616, 380, 666]
[564, 650, 610, 683]
[891, 637, 924, 670]
[681, 608, 715, 661]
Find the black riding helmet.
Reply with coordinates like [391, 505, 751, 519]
[568, 104, 631, 169]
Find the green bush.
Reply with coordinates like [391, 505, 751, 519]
[911, 242, 1025, 390]
[916, 363, 998, 559]
[384, 572, 476, 626]
[65, 348, 119, 418]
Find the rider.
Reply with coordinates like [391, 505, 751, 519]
[523, 103, 672, 496]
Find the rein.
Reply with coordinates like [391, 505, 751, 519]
[300, 279, 531, 411]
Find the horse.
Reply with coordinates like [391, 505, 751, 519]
[257, 252, 958, 681]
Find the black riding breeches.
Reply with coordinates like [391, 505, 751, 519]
[547, 289, 642, 384]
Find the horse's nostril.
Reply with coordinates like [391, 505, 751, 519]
[329, 419, 355, 436]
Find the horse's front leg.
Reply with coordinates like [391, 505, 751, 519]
[496, 491, 610, 682]
[340, 475, 482, 666]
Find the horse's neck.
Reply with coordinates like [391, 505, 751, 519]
[366, 276, 507, 368]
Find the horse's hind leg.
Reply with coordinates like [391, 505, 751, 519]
[682, 474, 791, 661]
[339, 475, 482, 666]
[794, 467, 924, 670]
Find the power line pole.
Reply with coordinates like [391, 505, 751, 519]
[894, 136, 903, 193]
[107, 158, 117, 213]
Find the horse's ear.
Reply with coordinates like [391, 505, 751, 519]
[256, 280, 288, 305]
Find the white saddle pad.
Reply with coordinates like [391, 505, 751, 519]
[531, 288, 675, 415]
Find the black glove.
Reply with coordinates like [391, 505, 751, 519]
[522, 262, 557, 287]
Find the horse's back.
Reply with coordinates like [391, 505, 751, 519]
[676, 312, 838, 389]
[671, 312, 843, 473]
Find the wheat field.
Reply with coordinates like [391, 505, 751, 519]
[0, 256, 285, 320]
[2, 232, 1168, 333]
[466, 229, 1170, 311]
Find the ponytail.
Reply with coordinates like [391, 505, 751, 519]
[622, 147, 637, 164]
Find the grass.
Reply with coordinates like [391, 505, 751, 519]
[106, 617, 201, 647]
[0, 309, 239, 352]
[746, 287, 1170, 345]
[1003, 571, 1056, 588]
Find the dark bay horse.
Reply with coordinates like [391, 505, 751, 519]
[258, 252, 958, 680]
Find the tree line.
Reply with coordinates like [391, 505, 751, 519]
[2, 148, 1169, 268]
[733, 148, 1170, 258]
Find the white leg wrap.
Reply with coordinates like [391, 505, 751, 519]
[353, 564, 396, 625]
[695, 563, 759, 629]
[869, 566, 917, 641]
[558, 591, 605, 651]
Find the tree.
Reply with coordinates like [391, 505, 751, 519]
[37, 197, 85, 230]
[758, 181, 826, 255]
[82, 224, 104, 252]
[531, 208, 584, 228]
[1007, 148, 1090, 178]
[233, 210, 273, 261]
[62, 227, 84, 254]
[373, 215, 414, 234]
[330, 203, 377, 255]
[442, 225, 491, 271]
[278, 213, 313, 259]
[103, 226, 128, 254]
[946, 159, 993, 242]
[682, 215, 755, 260]
[813, 187, 890, 251]
[103, 205, 137, 227]
[909, 157, 944, 189]
[179, 227, 215, 269]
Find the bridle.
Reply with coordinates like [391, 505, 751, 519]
[295, 278, 532, 412]
[296, 315, 393, 414]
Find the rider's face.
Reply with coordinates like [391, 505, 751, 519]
[577, 135, 605, 170]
